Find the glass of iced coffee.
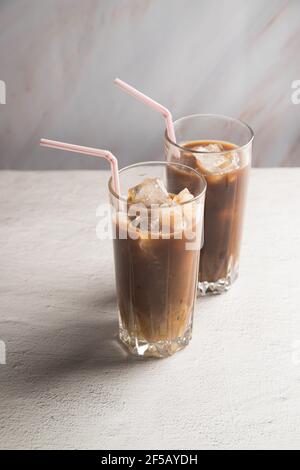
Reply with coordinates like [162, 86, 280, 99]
[108, 161, 206, 358]
[165, 114, 253, 295]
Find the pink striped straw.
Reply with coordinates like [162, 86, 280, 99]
[40, 139, 120, 194]
[114, 78, 176, 143]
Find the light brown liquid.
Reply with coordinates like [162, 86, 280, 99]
[167, 140, 249, 283]
[113, 224, 200, 343]
[112, 175, 204, 347]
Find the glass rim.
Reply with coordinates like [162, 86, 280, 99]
[108, 160, 207, 205]
[165, 113, 254, 155]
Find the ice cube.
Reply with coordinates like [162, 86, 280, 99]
[195, 148, 240, 174]
[172, 189, 194, 228]
[129, 206, 186, 239]
[127, 178, 172, 207]
[127, 186, 196, 241]
[173, 188, 194, 205]
[194, 143, 224, 153]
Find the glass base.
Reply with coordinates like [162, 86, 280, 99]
[198, 269, 238, 296]
[119, 326, 192, 358]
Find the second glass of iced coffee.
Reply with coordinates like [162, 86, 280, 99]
[165, 114, 253, 295]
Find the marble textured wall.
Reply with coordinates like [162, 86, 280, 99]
[0, 0, 299, 169]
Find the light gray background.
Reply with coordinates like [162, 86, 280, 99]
[0, 0, 299, 170]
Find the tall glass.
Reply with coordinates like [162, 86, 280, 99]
[165, 114, 253, 295]
[109, 162, 206, 358]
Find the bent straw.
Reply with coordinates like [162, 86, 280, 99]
[114, 78, 176, 143]
[40, 139, 120, 194]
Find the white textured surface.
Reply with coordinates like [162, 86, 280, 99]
[0, 169, 300, 450]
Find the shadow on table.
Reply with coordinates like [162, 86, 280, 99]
[0, 289, 152, 396]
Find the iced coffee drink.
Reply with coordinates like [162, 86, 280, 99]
[165, 114, 253, 295]
[109, 162, 206, 357]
